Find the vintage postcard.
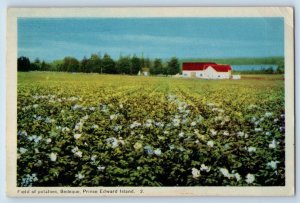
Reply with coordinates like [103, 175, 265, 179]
[6, 7, 294, 196]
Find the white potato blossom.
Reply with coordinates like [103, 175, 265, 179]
[100, 105, 109, 113]
[18, 130, 28, 136]
[237, 131, 244, 137]
[265, 132, 271, 136]
[33, 114, 42, 121]
[267, 161, 280, 170]
[254, 128, 262, 132]
[192, 168, 201, 179]
[215, 116, 223, 121]
[74, 121, 84, 132]
[74, 133, 82, 140]
[118, 137, 125, 145]
[181, 118, 188, 124]
[212, 108, 219, 112]
[163, 130, 169, 135]
[134, 142, 143, 150]
[245, 173, 255, 184]
[269, 139, 277, 149]
[110, 114, 118, 120]
[72, 104, 82, 110]
[130, 121, 141, 129]
[218, 109, 225, 113]
[19, 147, 28, 154]
[106, 137, 119, 148]
[200, 164, 211, 172]
[154, 148, 162, 156]
[234, 173, 241, 181]
[113, 125, 122, 132]
[21, 173, 38, 187]
[207, 140, 214, 147]
[207, 103, 215, 107]
[92, 124, 99, 129]
[154, 122, 164, 128]
[264, 112, 273, 117]
[46, 138, 52, 144]
[45, 117, 55, 123]
[251, 117, 257, 123]
[247, 147, 257, 153]
[62, 127, 70, 133]
[28, 135, 42, 143]
[71, 147, 83, 158]
[144, 145, 154, 155]
[50, 152, 57, 162]
[210, 129, 217, 136]
[97, 166, 106, 171]
[169, 144, 175, 150]
[144, 119, 153, 128]
[220, 168, 232, 179]
[178, 132, 185, 138]
[90, 155, 97, 162]
[75, 172, 85, 180]
[75, 151, 83, 158]
[173, 118, 181, 127]
[223, 131, 229, 136]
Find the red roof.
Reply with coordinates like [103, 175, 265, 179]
[208, 64, 232, 72]
[182, 62, 216, 71]
[182, 62, 231, 72]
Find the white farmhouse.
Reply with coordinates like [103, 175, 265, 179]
[182, 62, 232, 79]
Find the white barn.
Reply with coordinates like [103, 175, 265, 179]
[182, 62, 232, 79]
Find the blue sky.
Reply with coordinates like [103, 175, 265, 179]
[18, 17, 284, 61]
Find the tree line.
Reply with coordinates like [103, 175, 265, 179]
[17, 53, 181, 75]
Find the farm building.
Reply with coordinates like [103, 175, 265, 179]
[182, 62, 232, 79]
[138, 68, 150, 76]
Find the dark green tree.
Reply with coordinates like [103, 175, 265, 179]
[150, 58, 163, 75]
[131, 55, 142, 75]
[167, 57, 180, 75]
[30, 58, 41, 71]
[86, 54, 102, 73]
[116, 56, 131, 74]
[41, 61, 47, 71]
[62, 57, 80, 72]
[80, 56, 89, 73]
[102, 53, 116, 74]
[17, 56, 31, 72]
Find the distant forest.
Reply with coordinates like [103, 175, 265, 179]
[17, 54, 284, 74]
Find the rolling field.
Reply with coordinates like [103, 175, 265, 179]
[17, 72, 285, 186]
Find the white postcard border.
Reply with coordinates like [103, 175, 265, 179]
[6, 7, 294, 197]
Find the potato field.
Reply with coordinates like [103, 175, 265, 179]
[17, 72, 285, 186]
